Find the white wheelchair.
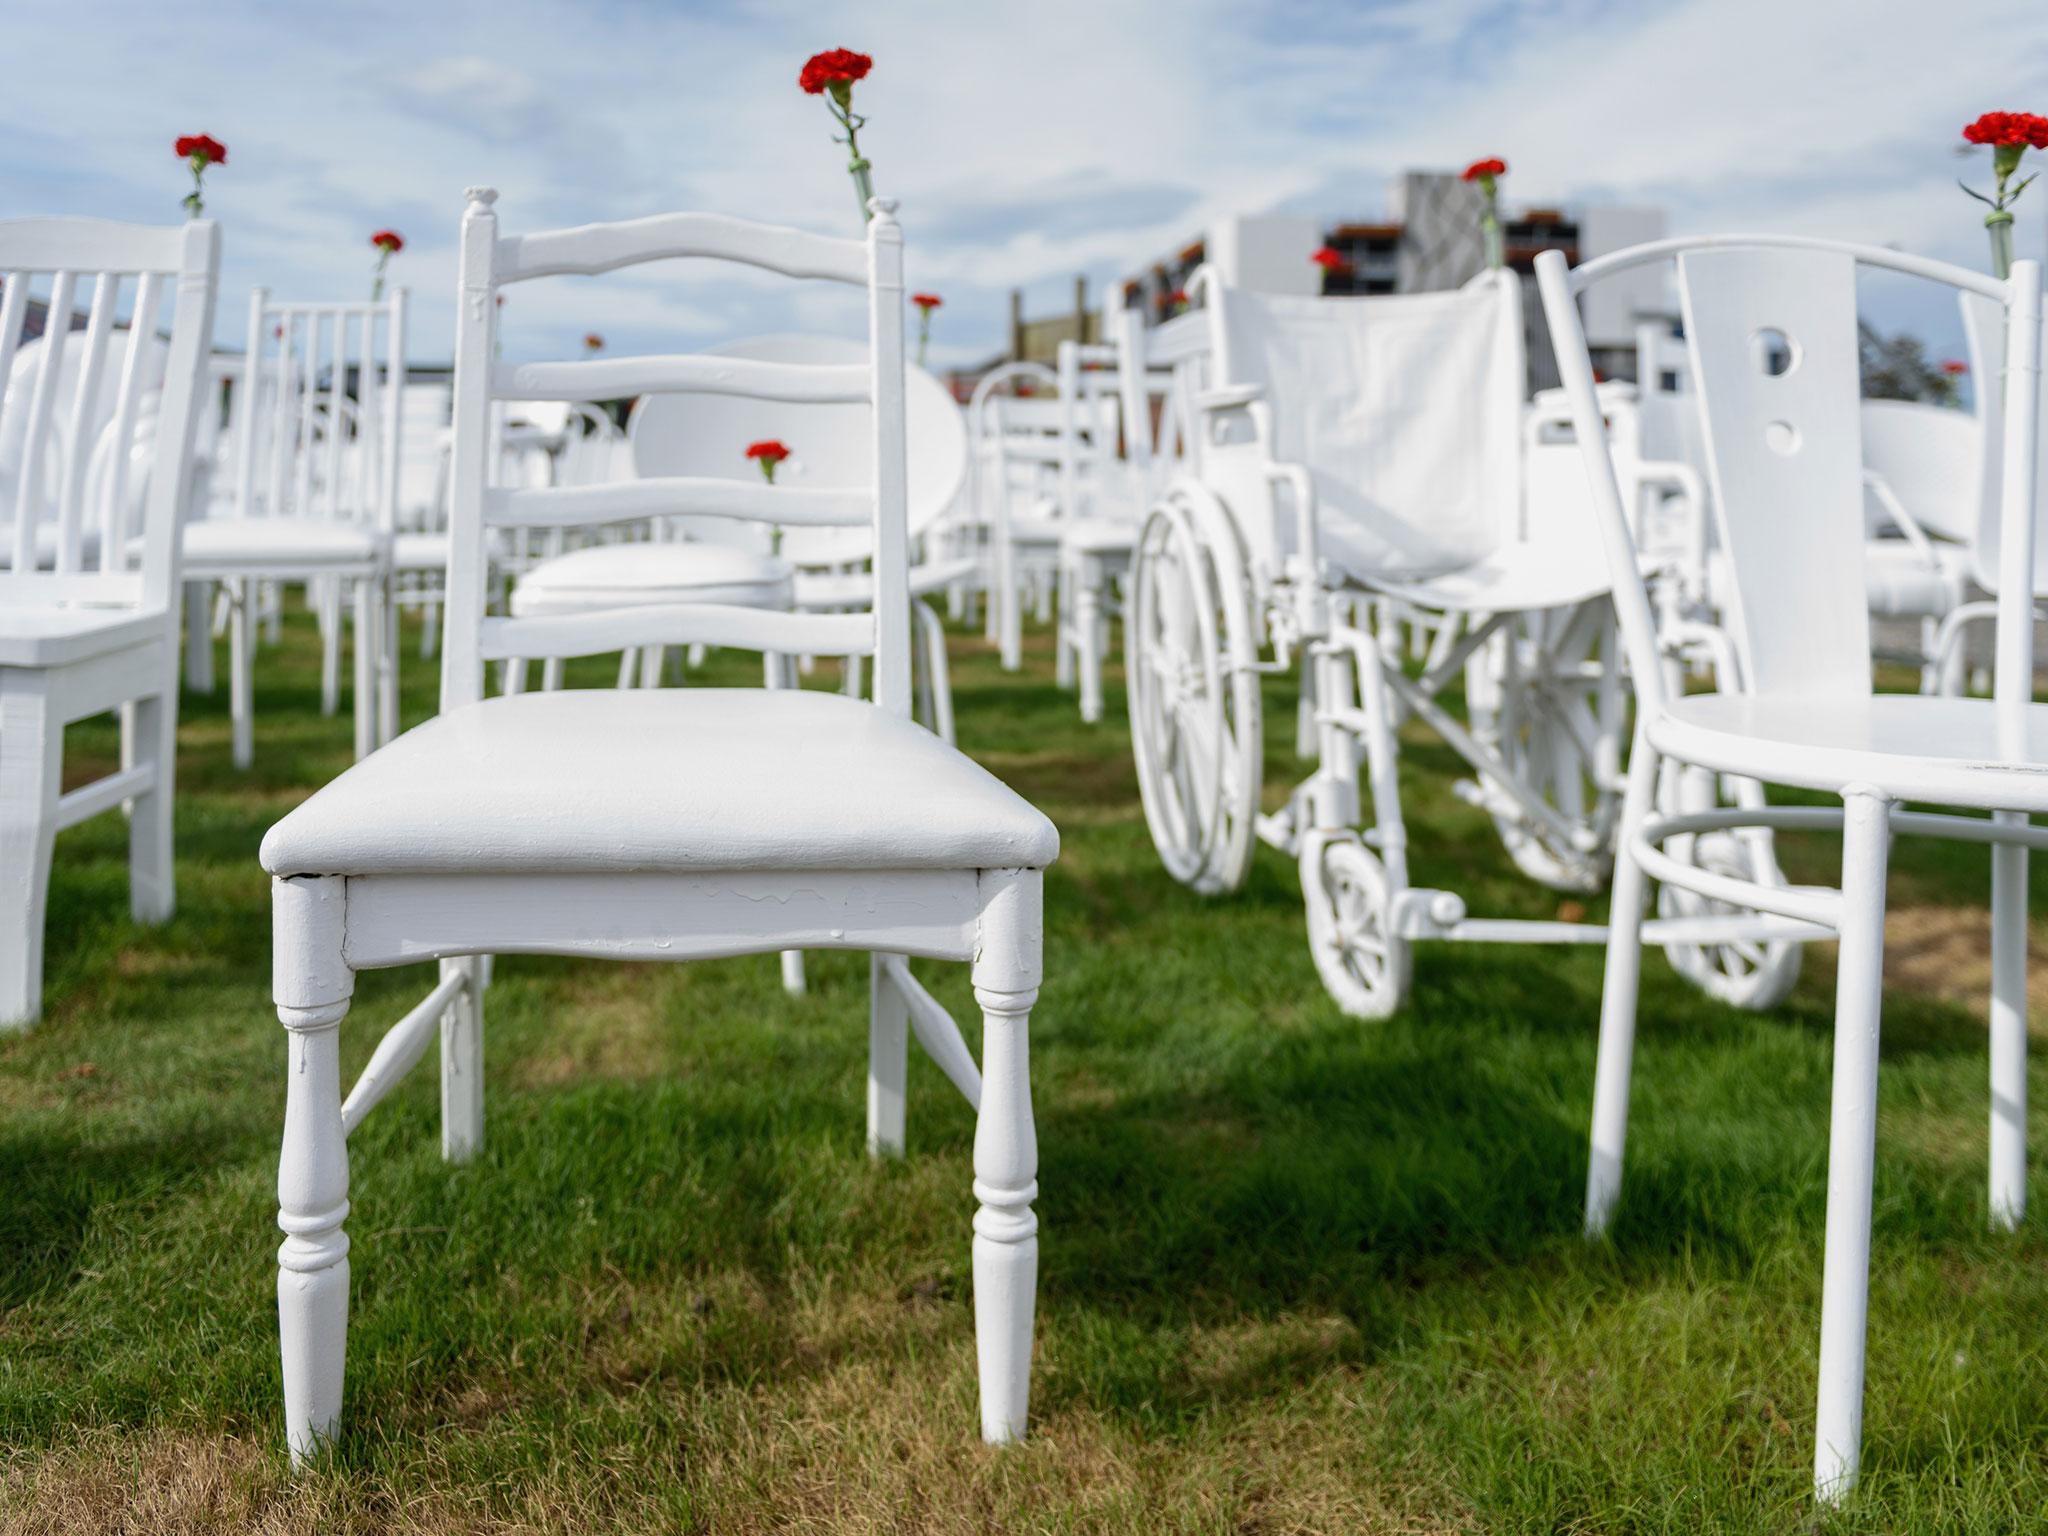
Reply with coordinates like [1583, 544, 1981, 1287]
[1122, 266, 1810, 1017]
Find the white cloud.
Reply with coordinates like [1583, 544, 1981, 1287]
[1, 0, 2041, 363]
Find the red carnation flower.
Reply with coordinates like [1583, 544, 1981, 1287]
[1942, 359, 1969, 375]
[175, 134, 226, 166]
[800, 48, 871, 96]
[175, 134, 226, 219]
[1462, 157, 1507, 182]
[746, 439, 791, 484]
[1310, 246, 1347, 271]
[584, 333, 605, 351]
[1963, 111, 2048, 150]
[1164, 287, 1189, 312]
[911, 293, 942, 311]
[371, 229, 404, 253]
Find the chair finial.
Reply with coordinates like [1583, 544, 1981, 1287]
[464, 187, 499, 209]
[867, 196, 900, 222]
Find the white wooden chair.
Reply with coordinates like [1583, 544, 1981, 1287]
[0, 214, 220, 1028]
[1537, 235, 2043, 1503]
[259, 190, 1057, 1464]
[971, 363, 1068, 672]
[184, 290, 405, 766]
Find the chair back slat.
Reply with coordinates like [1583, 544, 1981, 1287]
[483, 604, 870, 663]
[1674, 246, 1870, 697]
[52, 272, 116, 573]
[232, 290, 405, 532]
[98, 272, 163, 571]
[490, 478, 869, 530]
[495, 355, 870, 406]
[440, 188, 912, 714]
[0, 218, 216, 605]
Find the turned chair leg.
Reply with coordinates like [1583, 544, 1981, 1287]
[1585, 739, 1659, 1236]
[352, 580, 377, 761]
[971, 868, 1041, 1444]
[440, 954, 485, 1163]
[1989, 815, 2028, 1230]
[1074, 567, 1104, 724]
[1814, 787, 1894, 1505]
[274, 874, 354, 1467]
[184, 579, 215, 693]
[0, 673, 63, 1030]
[868, 953, 908, 1158]
[230, 579, 256, 770]
[319, 579, 343, 717]
[123, 686, 178, 924]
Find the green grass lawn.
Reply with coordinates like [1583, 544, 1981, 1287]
[2, 608, 2045, 1533]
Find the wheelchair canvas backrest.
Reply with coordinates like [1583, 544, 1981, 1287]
[1859, 396, 1982, 544]
[1960, 288, 2048, 594]
[1210, 270, 1525, 577]
[630, 333, 967, 566]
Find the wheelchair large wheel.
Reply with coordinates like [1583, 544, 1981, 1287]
[1301, 830, 1409, 1018]
[1656, 764, 1803, 1010]
[1480, 608, 1615, 895]
[1127, 484, 1262, 894]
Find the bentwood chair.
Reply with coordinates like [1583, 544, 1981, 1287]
[0, 215, 220, 1027]
[259, 190, 1057, 1463]
[184, 290, 405, 766]
[1538, 236, 2043, 1502]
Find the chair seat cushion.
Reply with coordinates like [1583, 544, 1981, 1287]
[183, 516, 384, 570]
[793, 557, 980, 610]
[259, 687, 1059, 877]
[511, 543, 792, 615]
[1862, 538, 1972, 617]
[1652, 692, 2048, 814]
[1059, 518, 1137, 555]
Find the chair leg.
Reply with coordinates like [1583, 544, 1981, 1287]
[1585, 737, 1660, 1236]
[319, 579, 342, 718]
[971, 868, 1041, 1444]
[0, 673, 63, 1030]
[639, 646, 665, 688]
[1075, 567, 1104, 725]
[273, 874, 353, 1467]
[918, 601, 956, 746]
[540, 656, 565, 692]
[1989, 817, 2027, 1229]
[615, 650, 637, 690]
[351, 580, 375, 762]
[379, 579, 399, 747]
[230, 580, 256, 770]
[868, 954, 908, 1158]
[1054, 560, 1076, 690]
[1814, 786, 1893, 1505]
[440, 954, 485, 1164]
[780, 950, 807, 995]
[123, 687, 177, 924]
[184, 580, 215, 693]
[420, 596, 440, 660]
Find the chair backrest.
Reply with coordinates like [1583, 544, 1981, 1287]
[627, 333, 964, 565]
[1960, 290, 2048, 593]
[442, 190, 913, 714]
[1859, 397, 1983, 544]
[232, 290, 405, 535]
[1539, 237, 2041, 746]
[1202, 268, 1528, 576]
[967, 361, 1063, 538]
[0, 216, 218, 610]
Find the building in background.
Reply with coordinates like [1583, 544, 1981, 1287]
[1115, 171, 1669, 387]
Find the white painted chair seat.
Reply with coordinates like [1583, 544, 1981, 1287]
[0, 606, 165, 667]
[1058, 518, 1137, 555]
[794, 555, 980, 608]
[1650, 692, 2048, 813]
[183, 515, 385, 570]
[1005, 506, 1065, 548]
[260, 687, 1058, 877]
[1356, 538, 1611, 613]
[510, 542, 792, 615]
[393, 531, 449, 571]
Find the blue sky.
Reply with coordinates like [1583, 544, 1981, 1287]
[8, 0, 2045, 365]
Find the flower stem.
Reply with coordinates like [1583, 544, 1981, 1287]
[830, 98, 876, 224]
[916, 311, 930, 367]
